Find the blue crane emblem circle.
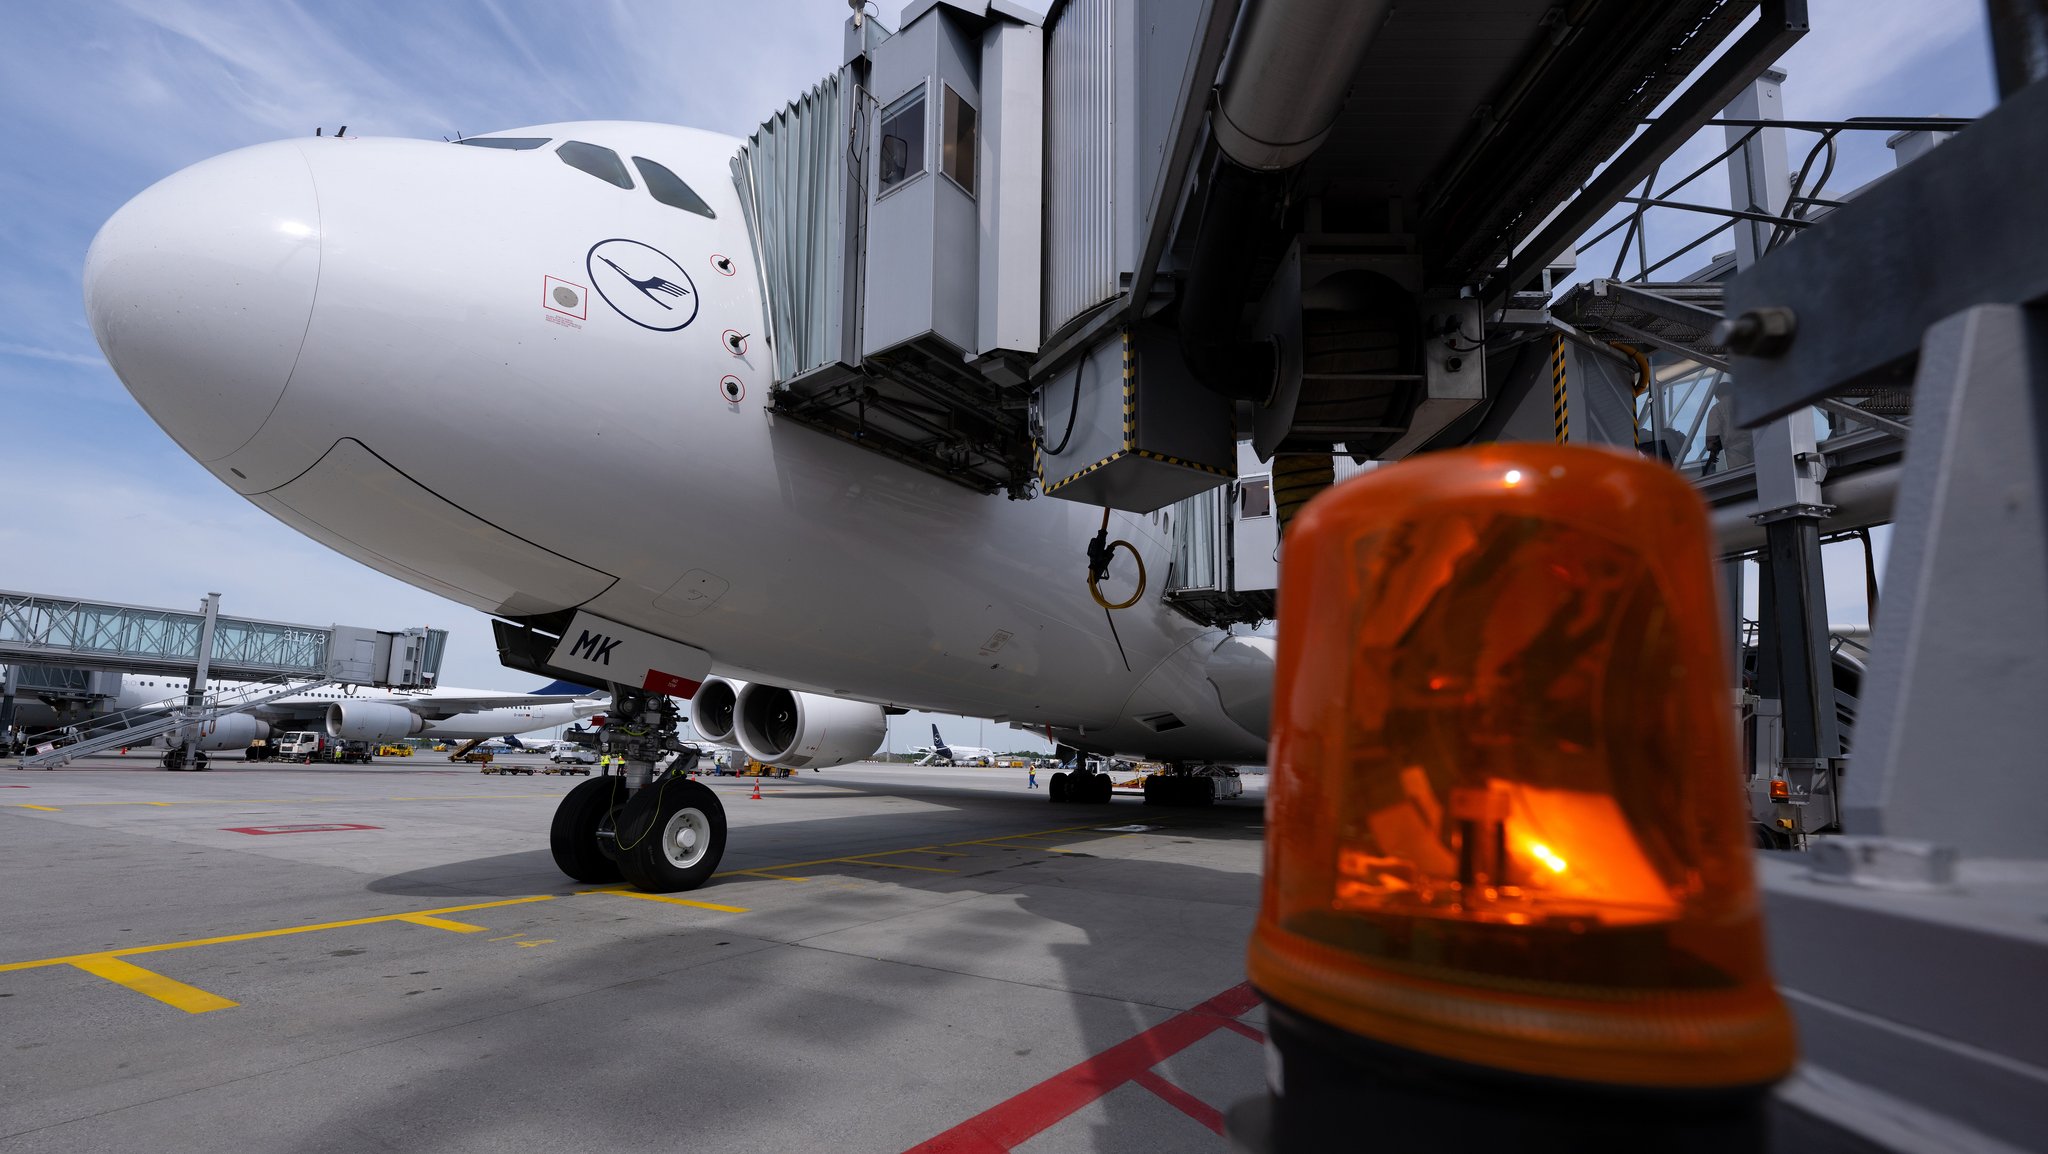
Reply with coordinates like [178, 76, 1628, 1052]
[586, 239, 699, 332]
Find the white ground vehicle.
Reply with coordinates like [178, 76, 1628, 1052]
[274, 731, 326, 761]
[550, 743, 598, 765]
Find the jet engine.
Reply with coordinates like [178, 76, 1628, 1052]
[153, 712, 270, 751]
[325, 700, 425, 741]
[690, 677, 747, 744]
[733, 683, 886, 770]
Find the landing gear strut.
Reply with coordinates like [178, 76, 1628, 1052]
[161, 748, 209, 772]
[547, 685, 727, 892]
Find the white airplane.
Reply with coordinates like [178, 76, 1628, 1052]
[83, 121, 1273, 891]
[917, 725, 994, 767]
[13, 675, 606, 759]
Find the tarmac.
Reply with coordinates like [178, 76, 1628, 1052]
[0, 755, 1270, 1153]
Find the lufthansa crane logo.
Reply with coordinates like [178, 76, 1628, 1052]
[586, 239, 699, 332]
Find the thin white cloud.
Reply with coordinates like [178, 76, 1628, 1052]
[0, 341, 105, 367]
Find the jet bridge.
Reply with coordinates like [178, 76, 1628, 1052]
[732, 0, 1804, 508]
[2, 589, 445, 769]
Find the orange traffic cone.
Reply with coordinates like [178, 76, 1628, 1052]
[749, 780, 762, 800]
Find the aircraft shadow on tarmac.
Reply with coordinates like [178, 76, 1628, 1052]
[325, 804, 1267, 1154]
[364, 786, 1264, 900]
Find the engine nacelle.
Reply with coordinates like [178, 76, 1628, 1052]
[325, 700, 425, 742]
[153, 712, 270, 751]
[690, 677, 747, 744]
[734, 684, 886, 770]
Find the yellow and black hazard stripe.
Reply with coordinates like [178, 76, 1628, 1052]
[1550, 334, 1569, 443]
[1043, 449, 1130, 494]
[1121, 330, 1138, 451]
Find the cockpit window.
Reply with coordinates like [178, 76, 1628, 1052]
[631, 156, 716, 219]
[455, 136, 550, 151]
[556, 141, 633, 189]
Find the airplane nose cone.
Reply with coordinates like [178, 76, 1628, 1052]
[85, 141, 320, 462]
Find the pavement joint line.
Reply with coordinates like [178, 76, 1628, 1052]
[834, 857, 958, 873]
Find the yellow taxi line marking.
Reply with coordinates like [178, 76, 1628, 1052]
[944, 823, 1106, 849]
[837, 858, 958, 873]
[599, 891, 750, 913]
[68, 955, 238, 1014]
[0, 895, 555, 974]
[515, 939, 556, 947]
[902, 849, 968, 857]
[13, 804, 61, 812]
[394, 913, 490, 933]
[726, 870, 811, 881]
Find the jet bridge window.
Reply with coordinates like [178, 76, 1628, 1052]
[455, 136, 550, 150]
[631, 156, 716, 219]
[941, 83, 976, 195]
[878, 85, 927, 195]
[556, 140, 633, 189]
[1239, 476, 1273, 519]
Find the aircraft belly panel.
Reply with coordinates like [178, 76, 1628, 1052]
[252, 438, 615, 617]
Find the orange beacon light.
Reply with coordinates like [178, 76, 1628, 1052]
[1238, 444, 1795, 1151]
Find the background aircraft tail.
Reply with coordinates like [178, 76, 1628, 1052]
[531, 679, 601, 697]
[930, 724, 954, 757]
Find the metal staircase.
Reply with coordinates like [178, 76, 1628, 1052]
[13, 675, 334, 770]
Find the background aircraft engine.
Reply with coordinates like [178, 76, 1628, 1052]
[153, 713, 270, 751]
[325, 700, 425, 741]
[690, 677, 747, 744]
[733, 684, 886, 770]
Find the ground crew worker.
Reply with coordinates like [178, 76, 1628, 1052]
[1028, 764, 1038, 789]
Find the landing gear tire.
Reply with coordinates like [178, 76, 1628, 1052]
[1087, 773, 1112, 803]
[612, 777, 727, 893]
[550, 776, 628, 884]
[1049, 771, 1070, 802]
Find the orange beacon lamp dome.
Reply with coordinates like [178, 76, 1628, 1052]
[1241, 444, 1795, 1149]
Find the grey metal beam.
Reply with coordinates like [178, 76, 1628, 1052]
[1495, 0, 1809, 301]
[1600, 316, 1734, 373]
[1725, 74, 2048, 426]
[1591, 280, 1728, 337]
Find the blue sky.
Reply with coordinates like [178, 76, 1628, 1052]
[0, 2, 1997, 747]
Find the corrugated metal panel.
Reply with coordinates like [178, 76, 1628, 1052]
[731, 71, 849, 384]
[1044, 0, 1119, 337]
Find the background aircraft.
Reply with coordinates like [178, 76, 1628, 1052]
[917, 726, 994, 767]
[7, 673, 605, 753]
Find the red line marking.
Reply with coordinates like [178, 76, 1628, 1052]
[902, 982, 1260, 1153]
[1132, 1069, 1225, 1135]
[1220, 1018, 1266, 1044]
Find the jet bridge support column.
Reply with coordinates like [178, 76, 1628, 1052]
[1727, 70, 1841, 830]
[172, 592, 222, 772]
[1, 664, 16, 749]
